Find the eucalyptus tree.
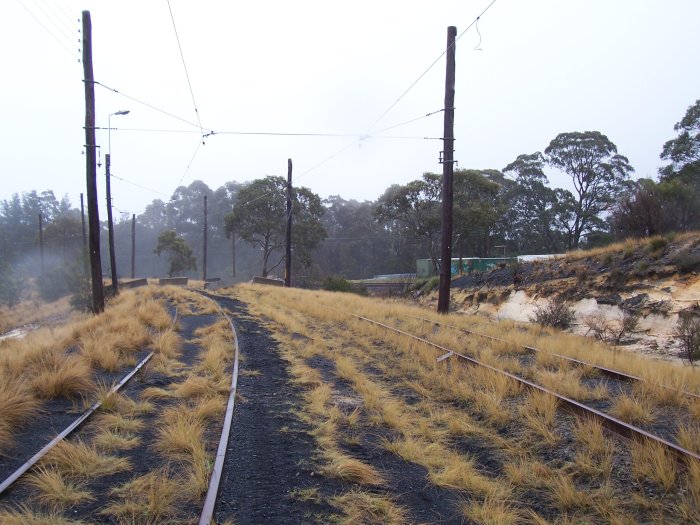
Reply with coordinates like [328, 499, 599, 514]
[545, 131, 633, 248]
[224, 176, 325, 278]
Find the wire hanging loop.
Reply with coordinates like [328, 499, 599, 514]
[474, 17, 484, 51]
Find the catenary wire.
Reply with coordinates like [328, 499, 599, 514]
[93, 81, 210, 132]
[49, 0, 76, 29]
[110, 174, 172, 198]
[166, 0, 204, 137]
[30, 0, 76, 44]
[16, 0, 79, 60]
[98, 126, 438, 141]
[365, 0, 498, 133]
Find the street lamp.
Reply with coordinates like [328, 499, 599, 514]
[106, 109, 130, 294]
[108, 110, 130, 155]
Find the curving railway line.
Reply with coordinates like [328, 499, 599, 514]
[348, 312, 700, 466]
[0, 297, 240, 525]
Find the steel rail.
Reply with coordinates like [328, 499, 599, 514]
[0, 350, 154, 496]
[351, 313, 700, 464]
[197, 293, 241, 525]
[406, 314, 700, 401]
[0, 304, 180, 496]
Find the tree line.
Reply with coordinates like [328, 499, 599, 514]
[1, 99, 698, 305]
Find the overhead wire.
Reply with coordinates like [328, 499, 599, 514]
[30, 0, 75, 43]
[166, 0, 204, 135]
[109, 174, 172, 199]
[365, 0, 498, 133]
[98, 126, 439, 140]
[287, 0, 499, 196]
[177, 139, 204, 186]
[93, 81, 209, 131]
[93, 1, 499, 218]
[15, 0, 79, 60]
[166, 0, 206, 188]
[49, 0, 76, 29]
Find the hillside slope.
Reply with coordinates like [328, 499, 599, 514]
[442, 233, 700, 362]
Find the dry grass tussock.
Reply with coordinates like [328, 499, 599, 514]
[0, 288, 174, 446]
[102, 468, 183, 524]
[43, 439, 131, 478]
[573, 418, 614, 477]
[24, 466, 94, 509]
[630, 438, 677, 490]
[31, 352, 94, 399]
[0, 292, 74, 335]
[0, 379, 42, 449]
[611, 394, 656, 426]
[461, 494, 520, 525]
[0, 506, 88, 525]
[148, 285, 218, 315]
[330, 490, 408, 525]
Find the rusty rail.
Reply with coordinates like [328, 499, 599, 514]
[197, 293, 241, 525]
[0, 350, 154, 496]
[351, 313, 700, 464]
[406, 314, 700, 401]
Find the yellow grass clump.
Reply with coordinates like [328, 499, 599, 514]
[43, 439, 131, 478]
[31, 352, 94, 399]
[331, 490, 407, 525]
[102, 468, 183, 524]
[461, 495, 520, 525]
[0, 506, 88, 525]
[0, 379, 42, 447]
[25, 466, 94, 509]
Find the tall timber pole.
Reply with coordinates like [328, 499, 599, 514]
[437, 26, 456, 314]
[131, 213, 136, 278]
[202, 195, 208, 283]
[285, 158, 293, 287]
[82, 10, 104, 313]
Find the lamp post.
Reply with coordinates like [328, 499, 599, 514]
[106, 109, 130, 294]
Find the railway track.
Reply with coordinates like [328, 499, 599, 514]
[0, 297, 240, 525]
[0, 307, 181, 497]
[348, 311, 700, 465]
[407, 313, 700, 401]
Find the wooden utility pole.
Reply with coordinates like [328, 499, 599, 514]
[131, 214, 136, 278]
[231, 232, 236, 279]
[38, 214, 45, 275]
[105, 153, 118, 294]
[80, 193, 88, 278]
[202, 195, 208, 282]
[82, 11, 104, 313]
[285, 158, 293, 287]
[437, 26, 457, 314]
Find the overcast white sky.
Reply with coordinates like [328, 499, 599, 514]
[1, 0, 699, 220]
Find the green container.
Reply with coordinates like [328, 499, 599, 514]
[416, 257, 516, 278]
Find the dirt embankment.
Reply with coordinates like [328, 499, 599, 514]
[436, 234, 700, 362]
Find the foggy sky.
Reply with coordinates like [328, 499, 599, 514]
[1, 0, 699, 221]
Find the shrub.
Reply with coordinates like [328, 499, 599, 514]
[322, 276, 353, 293]
[583, 310, 640, 345]
[646, 237, 668, 253]
[674, 314, 700, 365]
[421, 276, 440, 294]
[321, 276, 367, 295]
[530, 297, 576, 329]
[673, 250, 700, 272]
